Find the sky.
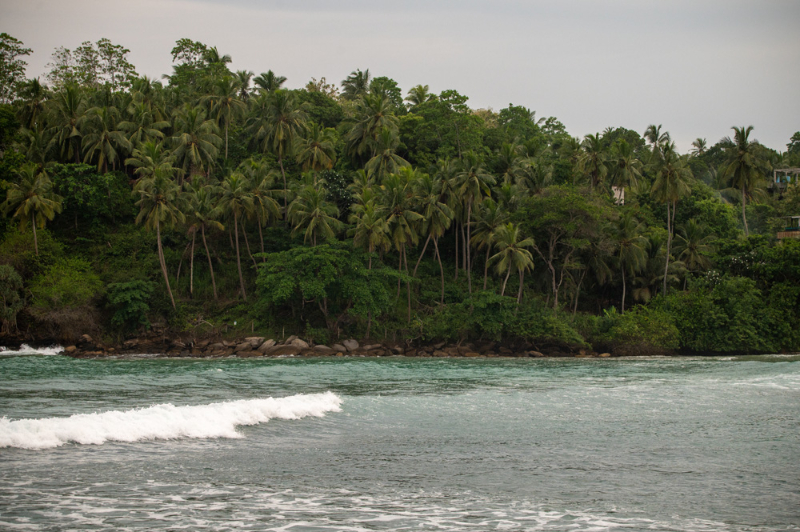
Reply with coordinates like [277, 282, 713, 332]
[4, 0, 800, 153]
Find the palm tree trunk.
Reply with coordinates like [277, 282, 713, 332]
[742, 185, 749, 237]
[621, 266, 626, 314]
[156, 218, 177, 309]
[434, 237, 445, 306]
[367, 247, 373, 339]
[466, 203, 473, 294]
[454, 224, 459, 281]
[663, 202, 672, 295]
[413, 234, 431, 278]
[461, 221, 467, 283]
[257, 218, 265, 260]
[201, 226, 218, 301]
[501, 268, 511, 297]
[225, 124, 229, 160]
[279, 157, 288, 222]
[242, 222, 258, 269]
[190, 231, 196, 298]
[483, 246, 491, 290]
[234, 213, 247, 301]
[31, 212, 38, 256]
[405, 246, 412, 324]
[517, 269, 524, 305]
[397, 250, 403, 297]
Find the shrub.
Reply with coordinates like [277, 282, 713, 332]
[29, 257, 103, 311]
[0, 264, 23, 334]
[107, 280, 155, 332]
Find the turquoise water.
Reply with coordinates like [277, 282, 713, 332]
[1, 351, 799, 531]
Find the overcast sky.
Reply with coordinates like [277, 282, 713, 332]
[5, 0, 799, 152]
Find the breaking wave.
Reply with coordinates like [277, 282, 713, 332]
[0, 392, 342, 450]
[0, 344, 63, 356]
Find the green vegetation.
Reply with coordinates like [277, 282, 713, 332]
[1, 33, 799, 354]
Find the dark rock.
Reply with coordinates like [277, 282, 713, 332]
[433, 350, 447, 357]
[285, 335, 298, 344]
[257, 339, 276, 352]
[433, 341, 446, 349]
[362, 344, 382, 351]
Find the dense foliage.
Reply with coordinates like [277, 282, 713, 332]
[1, 33, 798, 353]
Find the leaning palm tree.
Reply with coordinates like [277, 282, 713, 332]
[612, 212, 647, 313]
[405, 84, 434, 108]
[249, 171, 282, 255]
[489, 223, 535, 304]
[1, 164, 63, 256]
[288, 185, 342, 246]
[690, 138, 707, 157]
[650, 142, 693, 294]
[720, 126, 767, 237]
[247, 90, 307, 214]
[133, 167, 186, 309]
[295, 122, 337, 183]
[608, 139, 643, 200]
[217, 172, 254, 301]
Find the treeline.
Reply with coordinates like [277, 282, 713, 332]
[1, 34, 799, 353]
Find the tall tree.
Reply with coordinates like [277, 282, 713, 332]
[46, 84, 88, 163]
[81, 106, 131, 173]
[1, 164, 63, 256]
[721, 126, 766, 237]
[341, 69, 371, 100]
[186, 183, 224, 300]
[170, 104, 222, 182]
[253, 70, 286, 93]
[217, 172, 254, 301]
[288, 185, 342, 247]
[489, 223, 535, 303]
[133, 168, 186, 309]
[472, 198, 508, 290]
[295, 122, 337, 183]
[612, 211, 647, 313]
[0, 33, 32, 104]
[202, 76, 246, 159]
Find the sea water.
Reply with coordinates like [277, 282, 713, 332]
[1, 349, 798, 531]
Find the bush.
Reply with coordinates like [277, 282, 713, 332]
[579, 305, 680, 353]
[29, 257, 103, 311]
[107, 280, 155, 332]
[0, 264, 23, 334]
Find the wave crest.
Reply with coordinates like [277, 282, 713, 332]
[0, 392, 342, 450]
[0, 344, 63, 356]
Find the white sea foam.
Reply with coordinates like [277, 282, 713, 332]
[0, 392, 342, 450]
[0, 344, 63, 356]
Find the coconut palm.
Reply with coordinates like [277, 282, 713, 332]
[364, 127, 409, 182]
[249, 169, 282, 255]
[349, 199, 390, 269]
[247, 89, 307, 214]
[1, 164, 63, 256]
[650, 141, 693, 294]
[288, 185, 342, 246]
[472, 198, 508, 290]
[412, 172, 453, 304]
[133, 167, 186, 309]
[720, 126, 767, 237]
[18, 77, 48, 131]
[81, 106, 132, 173]
[217, 172, 254, 301]
[185, 182, 224, 300]
[235, 70, 253, 101]
[608, 139, 643, 201]
[344, 92, 398, 160]
[341, 69, 371, 100]
[126, 140, 175, 181]
[674, 219, 715, 275]
[202, 76, 246, 159]
[253, 70, 286, 93]
[120, 101, 169, 146]
[454, 151, 496, 293]
[579, 133, 609, 189]
[46, 84, 87, 163]
[489, 223, 535, 303]
[690, 138, 707, 157]
[644, 124, 670, 153]
[405, 84, 434, 108]
[612, 212, 647, 313]
[170, 104, 222, 182]
[295, 122, 337, 183]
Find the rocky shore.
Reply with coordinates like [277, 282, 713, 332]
[59, 333, 613, 359]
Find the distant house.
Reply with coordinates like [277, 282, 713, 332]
[611, 186, 624, 205]
[777, 216, 800, 241]
[770, 168, 800, 195]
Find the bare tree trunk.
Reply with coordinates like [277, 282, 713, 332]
[466, 202, 473, 294]
[454, 224, 459, 281]
[257, 218, 265, 261]
[32, 212, 38, 256]
[234, 214, 247, 301]
[201, 226, 218, 301]
[242, 222, 258, 269]
[156, 218, 177, 309]
[742, 185, 749, 237]
[517, 269, 525, 304]
[621, 266, 626, 314]
[483, 246, 491, 290]
[434, 237, 445, 306]
[279, 157, 288, 223]
[190, 232, 196, 298]
[397, 250, 403, 297]
[461, 221, 467, 283]
[501, 267, 511, 297]
[663, 202, 671, 295]
[413, 233, 431, 278]
[405, 246, 412, 324]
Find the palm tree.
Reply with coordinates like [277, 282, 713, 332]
[344, 93, 398, 160]
[247, 90, 307, 214]
[644, 124, 670, 152]
[253, 70, 286, 93]
[349, 199, 390, 269]
[579, 133, 608, 189]
[295, 122, 337, 183]
[489, 223, 535, 303]
[454, 151, 496, 294]
[721, 126, 766, 237]
[412, 172, 454, 304]
[46, 84, 87, 163]
[249, 170, 282, 255]
[18, 77, 48, 131]
[651, 141, 693, 294]
[217, 172, 254, 301]
[133, 168, 186, 309]
[612, 212, 647, 313]
[288, 185, 342, 246]
[365, 127, 409, 182]
[171, 105, 222, 182]
[690, 138, 707, 157]
[341, 69, 371, 100]
[186, 182, 224, 300]
[1, 164, 63, 256]
[472, 198, 508, 290]
[675, 219, 715, 275]
[235, 70, 253, 101]
[608, 139, 643, 202]
[405, 84, 434, 108]
[120, 101, 169, 146]
[202, 76, 246, 159]
[126, 140, 175, 181]
[81, 106, 132, 173]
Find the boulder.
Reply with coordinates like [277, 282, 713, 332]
[405, 349, 417, 357]
[433, 341, 446, 349]
[443, 347, 460, 356]
[64, 345, 77, 354]
[290, 338, 310, 349]
[342, 339, 359, 351]
[233, 342, 253, 352]
[79, 334, 93, 345]
[285, 335, 298, 344]
[599, 352, 612, 358]
[527, 351, 545, 357]
[257, 339, 276, 352]
[390, 346, 405, 355]
[464, 352, 481, 357]
[331, 343, 347, 352]
[314, 346, 335, 355]
[237, 350, 261, 358]
[362, 343, 382, 351]
[208, 342, 226, 351]
[245, 336, 264, 345]
[367, 348, 386, 356]
[195, 339, 211, 348]
[265, 345, 302, 357]
[433, 350, 447, 357]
